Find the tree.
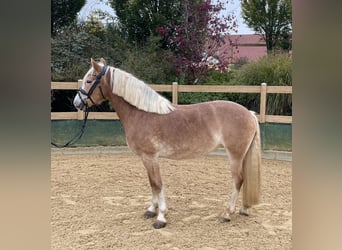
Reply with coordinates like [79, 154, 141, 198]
[51, 0, 86, 36]
[81, 15, 106, 40]
[109, 0, 182, 45]
[241, 0, 292, 52]
[157, 0, 237, 84]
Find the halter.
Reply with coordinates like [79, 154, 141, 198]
[77, 65, 108, 107]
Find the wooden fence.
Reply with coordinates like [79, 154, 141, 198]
[51, 81, 292, 124]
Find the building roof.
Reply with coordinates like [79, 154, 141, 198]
[217, 34, 267, 63]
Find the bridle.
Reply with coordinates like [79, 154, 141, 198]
[51, 65, 108, 148]
[77, 64, 108, 107]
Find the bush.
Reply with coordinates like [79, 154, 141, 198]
[51, 21, 132, 112]
[51, 25, 104, 81]
[51, 22, 129, 82]
[177, 69, 237, 104]
[234, 52, 292, 115]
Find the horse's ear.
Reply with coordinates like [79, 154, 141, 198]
[100, 58, 107, 65]
[91, 58, 102, 73]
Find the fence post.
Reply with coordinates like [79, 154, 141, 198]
[172, 82, 178, 104]
[77, 79, 83, 120]
[259, 82, 267, 123]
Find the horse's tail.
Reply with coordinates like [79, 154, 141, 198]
[242, 112, 261, 208]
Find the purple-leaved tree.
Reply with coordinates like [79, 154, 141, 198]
[157, 0, 237, 84]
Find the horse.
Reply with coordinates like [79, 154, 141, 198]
[73, 58, 261, 229]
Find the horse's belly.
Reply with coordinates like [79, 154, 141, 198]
[160, 150, 212, 160]
[158, 138, 220, 160]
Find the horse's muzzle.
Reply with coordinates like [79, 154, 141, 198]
[73, 94, 86, 111]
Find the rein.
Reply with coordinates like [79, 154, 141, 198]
[51, 107, 89, 148]
[51, 65, 108, 148]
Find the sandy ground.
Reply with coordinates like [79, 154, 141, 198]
[51, 148, 292, 249]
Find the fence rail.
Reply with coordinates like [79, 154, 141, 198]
[51, 81, 292, 124]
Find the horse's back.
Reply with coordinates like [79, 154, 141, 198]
[175, 100, 255, 129]
[175, 100, 249, 114]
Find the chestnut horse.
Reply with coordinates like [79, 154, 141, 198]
[73, 58, 261, 229]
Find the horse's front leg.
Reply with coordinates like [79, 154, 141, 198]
[141, 156, 167, 229]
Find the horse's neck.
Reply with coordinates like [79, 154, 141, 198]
[108, 93, 139, 126]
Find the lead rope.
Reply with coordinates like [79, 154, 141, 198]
[51, 107, 89, 148]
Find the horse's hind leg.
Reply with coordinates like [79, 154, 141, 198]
[141, 156, 167, 229]
[221, 156, 244, 222]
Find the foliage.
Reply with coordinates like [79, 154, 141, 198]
[120, 36, 175, 84]
[202, 69, 236, 84]
[109, 0, 182, 45]
[51, 20, 129, 81]
[241, 0, 292, 52]
[234, 52, 292, 115]
[82, 16, 106, 40]
[51, 25, 100, 81]
[157, 0, 237, 84]
[236, 52, 292, 87]
[178, 53, 292, 116]
[177, 69, 238, 104]
[51, 0, 86, 36]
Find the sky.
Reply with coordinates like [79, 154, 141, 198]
[78, 0, 254, 35]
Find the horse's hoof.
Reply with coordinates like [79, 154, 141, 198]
[220, 211, 231, 222]
[239, 209, 249, 216]
[152, 220, 167, 229]
[144, 211, 157, 219]
[220, 216, 231, 223]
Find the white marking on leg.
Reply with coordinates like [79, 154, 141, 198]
[156, 188, 167, 223]
[239, 207, 249, 216]
[221, 184, 239, 222]
[228, 184, 239, 214]
[147, 193, 158, 213]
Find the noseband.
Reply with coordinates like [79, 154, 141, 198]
[78, 65, 108, 106]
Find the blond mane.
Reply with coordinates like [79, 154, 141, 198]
[109, 67, 174, 114]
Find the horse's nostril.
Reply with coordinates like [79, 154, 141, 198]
[78, 103, 85, 110]
[73, 96, 84, 110]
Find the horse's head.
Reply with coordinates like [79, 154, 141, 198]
[73, 58, 110, 111]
